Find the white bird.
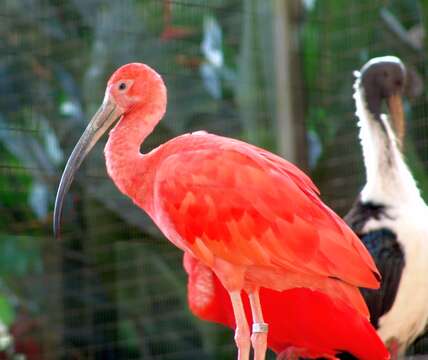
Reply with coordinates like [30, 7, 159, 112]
[345, 56, 428, 359]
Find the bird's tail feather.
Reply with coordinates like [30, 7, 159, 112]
[321, 278, 370, 319]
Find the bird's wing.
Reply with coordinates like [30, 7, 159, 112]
[155, 142, 379, 289]
[359, 229, 405, 328]
[242, 141, 321, 196]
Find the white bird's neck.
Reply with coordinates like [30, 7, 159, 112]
[354, 80, 422, 206]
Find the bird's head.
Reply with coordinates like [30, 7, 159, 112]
[358, 56, 406, 142]
[53, 63, 166, 239]
[360, 56, 405, 100]
[107, 62, 166, 114]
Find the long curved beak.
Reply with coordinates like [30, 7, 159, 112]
[388, 94, 405, 147]
[53, 93, 123, 239]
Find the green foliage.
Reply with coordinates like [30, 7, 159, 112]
[0, 149, 32, 212]
[0, 235, 42, 276]
[0, 297, 15, 327]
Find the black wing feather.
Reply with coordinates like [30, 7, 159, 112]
[344, 198, 388, 234]
[345, 199, 405, 328]
[360, 229, 405, 327]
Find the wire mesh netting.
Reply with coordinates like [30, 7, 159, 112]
[0, 0, 428, 359]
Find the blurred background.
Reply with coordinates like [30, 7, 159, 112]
[0, 0, 428, 359]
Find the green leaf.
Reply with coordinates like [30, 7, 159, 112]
[0, 296, 14, 327]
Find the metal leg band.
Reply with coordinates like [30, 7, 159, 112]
[252, 322, 268, 333]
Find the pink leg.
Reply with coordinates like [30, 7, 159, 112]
[249, 290, 268, 360]
[387, 338, 400, 360]
[229, 291, 251, 360]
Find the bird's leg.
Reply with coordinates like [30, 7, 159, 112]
[387, 338, 400, 360]
[248, 289, 268, 360]
[229, 291, 251, 360]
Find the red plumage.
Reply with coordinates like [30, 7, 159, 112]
[147, 133, 379, 316]
[184, 253, 389, 359]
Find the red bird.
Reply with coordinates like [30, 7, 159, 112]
[184, 253, 389, 359]
[54, 63, 381, 360]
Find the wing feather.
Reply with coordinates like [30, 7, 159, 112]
[359, 229, 405, 327]
[155, 141, 379, 289]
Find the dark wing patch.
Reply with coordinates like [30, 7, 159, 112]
[360, 228, 405, 328]
[344, 198, 389, 234]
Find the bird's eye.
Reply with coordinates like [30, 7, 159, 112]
[118, 82, 127, 91]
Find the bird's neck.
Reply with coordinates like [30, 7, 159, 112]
[104, 97, 166, 209]
[354, 83, 422, 205]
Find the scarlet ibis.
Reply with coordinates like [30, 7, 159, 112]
[184, 253, 389, 359]
[54, 63, 381, 360]
[345, 56, 428, 357]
